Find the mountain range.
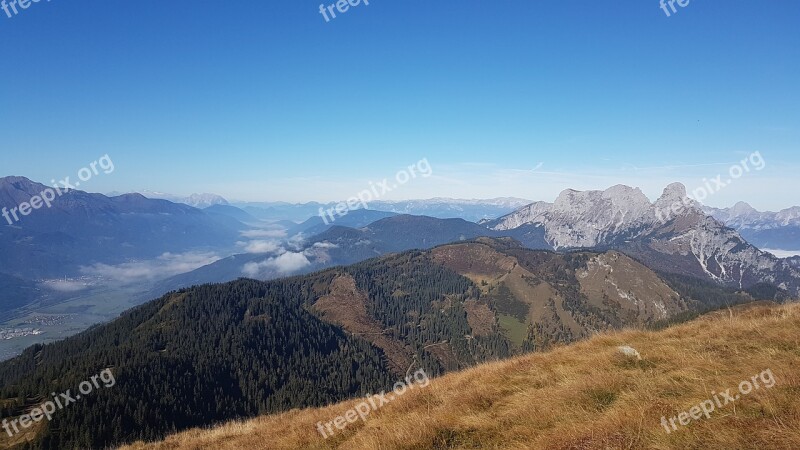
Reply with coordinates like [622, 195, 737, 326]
[127, 189, 800, 257]
[3, 177, 798, 362]
[232, 198, 531, 223]
[123, 189, 800, 255]
[143, 214, 504, 298]
[0, 238, 764, 449]
[1, 177, 798, 448]
[702, 202, 800, 251]
[488, 183, 800, 297]
[145, 183, 800, 308]
[136, 191, 230, 209]
[0, 177, 246, 317]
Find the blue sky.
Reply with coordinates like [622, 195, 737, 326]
[1, 0, 798, 209]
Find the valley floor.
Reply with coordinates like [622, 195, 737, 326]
[122, 301, 800, 449]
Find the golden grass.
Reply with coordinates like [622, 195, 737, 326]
[0, 408, 47, 449]
[121, 302, 800, 449]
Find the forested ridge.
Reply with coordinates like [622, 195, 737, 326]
[0, 279, 394, 449]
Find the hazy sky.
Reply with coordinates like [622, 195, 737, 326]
[1, 1, 798, 209]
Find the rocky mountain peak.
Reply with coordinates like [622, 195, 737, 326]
[602, 184, 652, 214]
[655, 182, 688, 206]
[730, 201, 757, 216]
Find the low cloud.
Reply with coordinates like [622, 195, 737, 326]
[40, 280, 90, 292]
[242, 252, 311, 278]
[287, 233, 307, 251]
[237, 240, 282, 254]
[81, 252, 220, 284]
[764, 249, 800, 258]
[270, 251, 311, 273]
[310, 241, 339, 250]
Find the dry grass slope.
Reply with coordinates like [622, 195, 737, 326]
[122, 302, 800, 450]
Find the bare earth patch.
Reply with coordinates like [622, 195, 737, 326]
[312, 274, 411, 374]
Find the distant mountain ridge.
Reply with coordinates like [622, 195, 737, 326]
[703, 202, 800, 250]
[147, 214, 514, 296]
[289, 209, 399, 236]
[136, 190, 230, 209]
[367, 197, 532, 222]
[0, 177, 243, 279]
[149, 197, 800, 303]
[0, 176, 246, 317]
[234, 198, 531, 222]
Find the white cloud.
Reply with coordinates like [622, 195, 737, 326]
[270, 252, 311, 272]
[286, 233, 307, 251]
[81, 252, 220, 284]
[310, 241, 338, 249]
[242, 252, 311, 278]
[763, 249, 800, 258]
[40, 280, 89, 292]
[237, 240, 282, 254]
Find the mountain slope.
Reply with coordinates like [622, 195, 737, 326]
[0, 238, 748, 449]
[0, 274, 40, 315]
[121, 301, 800, 450]
[0, 279, 394, 449]
[429, 239, 691, 346]
[0, 177, 248, 323]
[288, 209, 398, 237]
[0, 177, 243, 280]
[203, 204, 261, 224]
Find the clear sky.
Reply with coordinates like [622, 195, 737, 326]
[1, 0, 798, 210]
